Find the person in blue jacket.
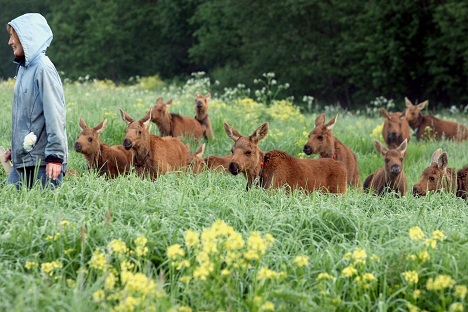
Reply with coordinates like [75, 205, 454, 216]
[5, 13, 68, 188]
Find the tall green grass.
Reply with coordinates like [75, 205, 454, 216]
[1, 77, 467, 311]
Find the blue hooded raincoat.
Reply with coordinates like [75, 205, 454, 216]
[8, 13, 68, 168]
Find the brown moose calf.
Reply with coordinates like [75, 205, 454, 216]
[150, 97, 206, 139]
[74, 118, 133, 178]
[303, 114, 360, 188]
[363, 139, 408, 196]
[185, 143, 207, 174]
[412, 148, 465, 197]
[120, 109, 188, 179]
[224, 121, 347, 194]
[380, 108, 410, 149]
[195, 92, 215, 139]
[404, 97, 468, 141]
[204, 155, 232, 173]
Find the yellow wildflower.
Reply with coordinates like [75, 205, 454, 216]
[257, 267, 284, 280]
[59, 220, 70, 227]
[409, 226, 425, 241]
[167, 244, 185, 260]
[221, 269, 230, 276]
[431, 230, 445, 241]
[454, 285, 467, 300]
[424, 239, 437, 249]
[407, 254, 417, 261]
[293, 256, 309, 267]
[402, 271, 419, 284]
[352, 248, 367, 265]
[174, 260, 191, 270]
[179, 275, 191, 283]
[449, 303, 464, 312]
[88, 249, 107, 271]
[41, 260, 63, 276]
[418, 250, 430, 263]
[370, 254, 381, 262]
[426, 275, 455, 291]
[120, 260, 135, 272]
[135, 235, 147, 246]
[316, 272, 335, 282]
[371, 124, 384, 139]
[407, 303, 420, 312]
[184, 229, 200, 248]
[105, 272, 116, 290]
[178, 306, 192, 312]
[193, 262, 213, 281]
[413, 289, 421, 300]
[343, 252, 352, 260]
[25, 261, 39, 270]
[259, 301, 275, 311]
[341, 265, 357, 277]
[93, 290, 105, 303]
[108, 239, 128, 255]
[45, 233, 60, 241]
[224, 232, 244, 250]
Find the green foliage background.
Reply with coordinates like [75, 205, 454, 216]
[1, 0, 468, 109]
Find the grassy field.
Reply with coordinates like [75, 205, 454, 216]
[1, 75, 468, 312]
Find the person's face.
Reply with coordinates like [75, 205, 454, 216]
[8, 27, 24, 58]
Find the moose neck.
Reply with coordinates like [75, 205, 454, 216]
[196, 111, 208, 122]
[85, 149, 102, 169]
[409, 113, 424, 130]
[246, 150, 265, 188]
[157, 114, 173, 136]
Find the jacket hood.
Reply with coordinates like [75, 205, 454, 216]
[9, 13, 53, 66]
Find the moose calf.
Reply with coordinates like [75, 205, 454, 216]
[363, 139, 408, 196]
[303, 114, 360, 188]
[380, 108, 410, 149]
[195, 92, 215, 139]
[204, 154, 232, 173]
[404, 97, 468, 141]
[412, 148, 468, 198]
[120, 109, 188, 179]
[74, 118, 133, 178]
[150, 97, 206, 139]
[225, 121, 347, 194]
[185, 143, 207, 174]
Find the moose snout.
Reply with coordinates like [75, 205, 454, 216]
[303, 145, 313, 155]
[196, 101, 203, 108]
[412, 185, 425, 197]
[390, 165, 401, 174]
[388, 132, 398, 140]
[122, 139, 133, 150]
[229, 162, 241, 175]
[74, 142, 82, 152]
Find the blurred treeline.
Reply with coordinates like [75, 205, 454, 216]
[1, 0, 467, 109]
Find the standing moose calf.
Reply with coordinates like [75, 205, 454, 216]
[150, 97, 206, 139]
[303, 114, 360, 188]
[195, 92, 215, 139]
[225, 121, 347, 194]
[380, 108, 411, 150]
[120, 109, 188, 179]
[363, 139, 408, 196]
[412, 148, 468, 198]
[404, 97, 468, 141]
[74, 118, 133, 178]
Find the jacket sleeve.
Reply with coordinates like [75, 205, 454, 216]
[38, 61, 68, 164]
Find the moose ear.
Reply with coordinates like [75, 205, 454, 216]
[405, 97, 413, 108]
[250, 122, 269, 144]
[166, 99, 173, 106]
[224, 122, 242, 141]
[156, 97, 163, 105]
[141, 110, 152, 127]
[437, 152, 448, 170]
[195, 143, 206, 157]
[205, 93, 211, 101]
[314, 113, 326, 127]
[326, 115, 338, 131]
[95, 119, 108, 134]
[373, 139, 388, 156]
[417, 100, 428, 111]
[195, 92, 200, 97]
[120, 109, 134, 125]
[79, 117, 88, 130]
[380, 108, 390, 119]
[397, 139, 407, 154]
[430, 148, 443, 164]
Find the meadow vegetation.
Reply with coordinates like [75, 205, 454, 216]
[0, 74, 468, 311]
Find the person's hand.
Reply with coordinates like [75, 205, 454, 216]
[46, 162, 62, 180]
[5, 148, 11, 162]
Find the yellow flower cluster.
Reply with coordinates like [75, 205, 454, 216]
[355, 273, 377, 289]
[25, 261, 39, 270]
[316, 272, 335, 282]
[409, 226, 425, 241]
[370, 124, 384, 139]
[454, 285, 467, 300]
[293, 256, 309, 267]
[89, 248, 108, 271]
[352, 248, 367, 265]
[341, 265, 358, 277]
[402, 271, 419, 284]
[167, 244, 185, 260]
[134, 235, 148, 257]
[41, 260, 63, 276]
[257, 267, 285, 281]
[268, 100, 305, 123]
[108, 239, 129, 255]
[426, 274, 455, 291]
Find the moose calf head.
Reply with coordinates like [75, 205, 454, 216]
[223, 121, 269, 183]
[303, 114, 338, 158]
[404, 97, 429, 126]
[120, 109, 152, 151]
[150, 97, 172, 124]
[74, 117, 107, 154]
[374, 139, 407, 177]
[195, 92, 211, 117]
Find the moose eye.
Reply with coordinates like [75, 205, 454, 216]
[245, 151, 252, 157]
[429, 177, 435, 182]
[88, 138, 93, 142]
[400, 158, 403, 162]
[385, 158, 390, 163]
[231, 149, 234, 155]
[138, 130, 142, 135]
[318, 135, 323, 141]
